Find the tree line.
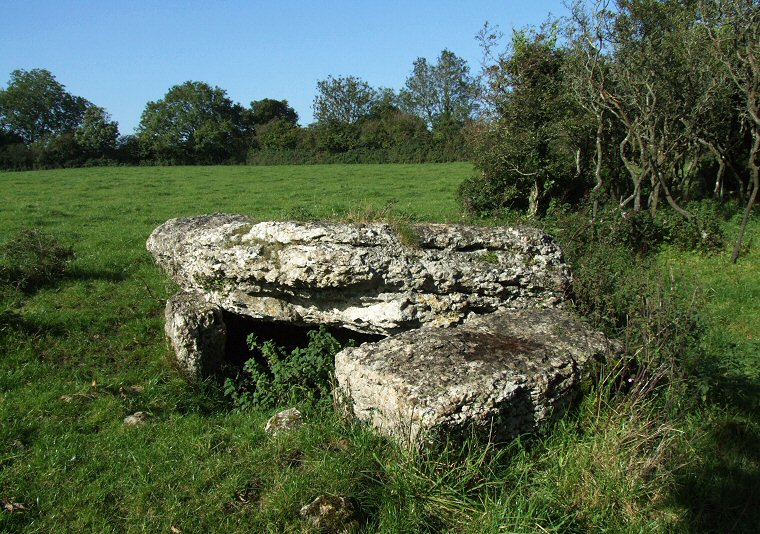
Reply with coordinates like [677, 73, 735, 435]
[459, 0, 758, 260]
[1, 0, 757, 256]
[0, 49, 479, 169]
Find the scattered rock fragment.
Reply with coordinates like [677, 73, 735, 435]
[1, 499, 27, 513]
[123, 411, 151, 426]
[59, 392, 95, 403]
[299, 495, 358, 532]
[264, 408, 302, 436]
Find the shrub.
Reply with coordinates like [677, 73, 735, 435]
[658, 200, 726, 254]
[224, 326, 347, 411]
[545, 203, 704, 363]
[0, 227, 74, 291]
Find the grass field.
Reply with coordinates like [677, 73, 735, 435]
[1, 164, 758, 532]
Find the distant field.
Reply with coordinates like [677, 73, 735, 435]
[0, 163, 471, 232]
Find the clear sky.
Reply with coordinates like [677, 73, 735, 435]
[0, 1, 568, 134]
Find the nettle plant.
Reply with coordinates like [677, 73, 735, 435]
[224, 326, 349, 411]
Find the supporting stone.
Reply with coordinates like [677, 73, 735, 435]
[164, 291, 227, 381]
[335, 308, 617, 448]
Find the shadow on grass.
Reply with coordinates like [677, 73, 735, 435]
[674, 415, 760, 533]
[0, 309, 65, 337]
[66, 266, 128, 284]
[675, 344, 760, 533]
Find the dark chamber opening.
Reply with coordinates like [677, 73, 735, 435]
[222, 310, 386, 367]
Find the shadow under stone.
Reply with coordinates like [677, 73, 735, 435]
[221, 310, 385, 367]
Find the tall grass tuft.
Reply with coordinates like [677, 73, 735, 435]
[0, 227, 74, 292]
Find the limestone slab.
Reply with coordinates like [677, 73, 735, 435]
[148, 215, 571, 336]
[335, 308, 616, 447]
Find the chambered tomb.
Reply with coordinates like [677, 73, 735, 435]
[148, 214, 619, 446]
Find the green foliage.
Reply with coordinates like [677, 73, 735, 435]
[0, 68, 89, 144]
[137, 81, 249, 164]
[543, 203, 707, 373]
[0, 227, 74, 292]
[313, 75, 378, 125]
[657, 200, 727, 254]
[399, 49, 480, 132]
[252, 118, 301, 150]
[224, 326, 346, 411]
[465, 27, 589, 216]
[248, 98, 298, 127]
[74, 105, 119, 159]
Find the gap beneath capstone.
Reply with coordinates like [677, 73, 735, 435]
[221, 310, 386, 367]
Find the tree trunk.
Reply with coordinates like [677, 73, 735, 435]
[701, 139, 727, 198]
[649, 181, 661, 217]
[592, 115, 604, 220]
[652, 159, 692, 220]
[731, 129, 760, 263]
[528, 179, 540, 217]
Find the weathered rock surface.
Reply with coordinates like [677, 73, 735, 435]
[147, 214, 571, 336]
[164, 291, 226, 380]
[299, 495, 358, 532]
[123, 411, 151, 426]
[335, 309, 617, 447]
[264, 408, 302, 436]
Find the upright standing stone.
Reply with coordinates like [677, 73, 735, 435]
[164, 291, 226, 381]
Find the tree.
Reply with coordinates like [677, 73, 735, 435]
[564, 1, 618, 217]
[249, 98, 298, 126]
[359, 101, 430, 151]
[0, 68, 89, 144]
[400, 49, 480, 131]
[461, 25, 587, 216]
[254, 118, 301, 149]
[312, 75, 378, 125]
[703, 0, 760, 262]
[137, 81, 248, 164]
[74, 105, 119, 158]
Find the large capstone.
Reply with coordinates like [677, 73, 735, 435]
[147, 215, 572, 336]
[335, 309, 618, 448]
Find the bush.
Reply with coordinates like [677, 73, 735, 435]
[658, 200, 726, 254]
[0, 142, 33, 170]
[0, 227, 74, 291]
[224, 326, 347, 411]
[545, 203, 704, 364]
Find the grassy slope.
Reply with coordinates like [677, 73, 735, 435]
[0, 164, 469, 533]
[657, 225, 760, 532]
[1, 164, 758, 532]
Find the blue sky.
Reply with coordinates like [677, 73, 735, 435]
[1, 1, 568, 134]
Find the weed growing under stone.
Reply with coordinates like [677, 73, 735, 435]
[224, 324, 363, 411]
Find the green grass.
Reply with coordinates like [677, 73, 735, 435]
[1, 164, 758, 532]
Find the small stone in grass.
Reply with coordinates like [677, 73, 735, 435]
[1, 499, 27, 513]
[264, 408, 302, 436]
[123, 411, 151, 426]
[299, 495, 357, 531]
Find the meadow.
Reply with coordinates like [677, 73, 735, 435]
[1, 164, 758, 532]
